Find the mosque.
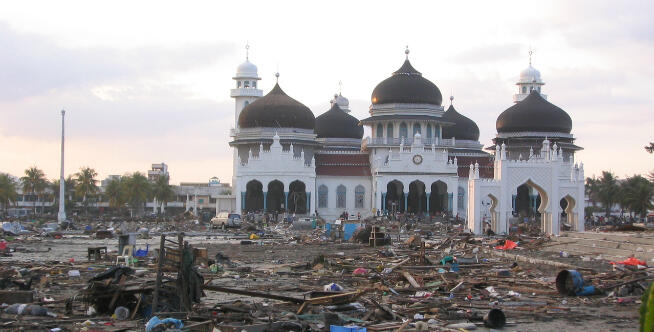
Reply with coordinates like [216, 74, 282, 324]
[228, 47, 585, 235]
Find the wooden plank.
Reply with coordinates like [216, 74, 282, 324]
[401, 271, 421, 288]
[202, 284, 305, 304]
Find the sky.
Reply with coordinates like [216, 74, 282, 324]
[1, 0, 653, 185]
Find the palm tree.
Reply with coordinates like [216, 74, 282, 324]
[50, 176, 76, 215]
[105, 177, 126, 215]
[585, 176, 600, 208]
[646, 142, 654, 154]
[596, 171, 620, 217]
[74, 167, 99, 215]
[0, 173, 18, 214]
[151, 174, 174, 215]
[620, 175, 654, 218]
[20, 167, 48, 215]
[123, 172, 151, 216]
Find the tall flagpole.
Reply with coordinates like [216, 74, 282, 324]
[57, 109, 66, 223]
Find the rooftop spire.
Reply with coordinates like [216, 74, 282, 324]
[338, 80, 342, 94]
[275, 72, 279, 83]
[528, 46, 533, 66]
[245, 42, 250, 60]
[450, 94, 454, 106]
[405, 45, 410, 59]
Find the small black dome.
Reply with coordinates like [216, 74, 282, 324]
[371, 60, 442, 105]
[315, 103, 363, 139]
[442, 105, 480, 141]
[496, 91, 572, 133]
[238, 83, 315, 129]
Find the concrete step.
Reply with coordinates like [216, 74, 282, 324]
[554, 237, 654, 252]
[559, 231, 654, 246]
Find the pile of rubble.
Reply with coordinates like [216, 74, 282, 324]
[0, 217, 651, 331]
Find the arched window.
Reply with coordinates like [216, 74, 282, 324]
[336, 185, 346, 209]
[399, 122, 408, 138]
[355, 185, 365, 209]
[244, 81, 250, 88]
[413, 123, 421, 136]
[376, 124, 383, 138]
[522, 86, 526, 93]
[386, 124, 394, 138]
[426, 124, 432, 138]
[244, 101, 249, 107]
[435, 125, 441, 139]
[318, 185, 328, 208]
[252, 81, 257, 88]
[237, 81, 242, 88]
[458, 186, 465, 210]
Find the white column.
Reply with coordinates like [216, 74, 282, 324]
[57, 110, 66, 223]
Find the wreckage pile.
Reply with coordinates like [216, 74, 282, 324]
[0, 217, 652, 331]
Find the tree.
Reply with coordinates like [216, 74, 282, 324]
[105, 177, 126, 214]
[50, 176, 76, 215]
[20, 167, 48, 215]
[585, 176, 600, 208]
[151, 174, 174, 215]
[619, 175, 654, 218]
[646, 142, 654, 154]
[74, 167, 99, 215]
[596, 171, 620, 217]
[0, 173, 18, 214]
[123, 172, 151, 216]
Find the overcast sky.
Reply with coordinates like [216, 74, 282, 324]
[1, 0, 653, 185]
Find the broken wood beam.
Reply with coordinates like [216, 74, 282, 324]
[202, 284, 305, 304]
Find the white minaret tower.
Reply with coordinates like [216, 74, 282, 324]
[230, 43, 262, 129]
[513, 49, 547, 103]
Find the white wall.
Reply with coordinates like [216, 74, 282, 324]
[316, 176, 372, 221]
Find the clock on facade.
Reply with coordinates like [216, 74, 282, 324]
[412, 154, 423, 165]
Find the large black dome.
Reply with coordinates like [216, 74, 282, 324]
[238, 83, 315, 129]
[371, 60, 442, 105]
[442, 105, 480, 141]
[496, 91, 572, 133]
[315, 103, 363, 139]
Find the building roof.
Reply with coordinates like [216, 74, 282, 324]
[370, 59, 442, 106]
[238, 83, 315, 129]
[442, 105, 480, 141]
[315, 154, 371, 176]
[360, 114, 454, 125]
[496, 91, 572, 133]
[315, 103, 363, 139]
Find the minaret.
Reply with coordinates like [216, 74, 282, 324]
[57, 109, 66, 223]
[513, 49, 547, 103]
[230, 43, 262, 129]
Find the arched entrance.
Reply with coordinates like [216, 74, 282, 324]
[288, 180, 307, 214]
[483, 194, 499, 233]
[513, 179, 549, 232]
[386, 180, 404, 214]
[245, 180, 264, 212]
[266, 180, 284, 212]
[560, 195, 577, 231]
[407, 180, 426, 213]
[429, 181, 448, 214]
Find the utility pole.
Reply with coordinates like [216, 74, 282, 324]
[57, 110, 67, 223]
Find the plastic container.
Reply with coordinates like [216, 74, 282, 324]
[114, 306, 129, 320]
[556, 269, 584, 295]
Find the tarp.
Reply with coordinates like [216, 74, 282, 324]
[610, 257, 647, 266]
[2, 222, 29, 235]
[495, 240, 518, 250]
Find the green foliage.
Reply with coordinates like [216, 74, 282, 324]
[596, 171, 621, 217]
[74, 167, 99, 214]
[0, 173, 18, 212]
[151, 174, 174, 214]
[620, 175, 654, 218]
[641, 282, 654, 332]
[122, 172, 152, 214]
[646, 142, 654, 154]
[20, 167, 48, 214]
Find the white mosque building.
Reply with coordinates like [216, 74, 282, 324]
[228, 47, 585, 235]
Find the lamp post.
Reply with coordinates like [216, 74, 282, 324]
[57, 110, 67, 223]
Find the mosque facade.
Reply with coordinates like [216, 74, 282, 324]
[228, 48, 585, 235]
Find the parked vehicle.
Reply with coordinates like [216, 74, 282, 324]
[211, 212, 241, 228]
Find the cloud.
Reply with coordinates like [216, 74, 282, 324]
[0, 22, 235, 100]
[446, 43, 523, 64]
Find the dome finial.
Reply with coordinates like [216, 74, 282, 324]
[338, 80, 343, 94]
[528, 45, 533, 66]
[275, 72, 280, 83]
[245, 42, 250, 60]
[405, 45, 410, 59]
[450, 94, 454, 106]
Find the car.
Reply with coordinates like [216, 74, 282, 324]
[211, 212, 242, 228]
